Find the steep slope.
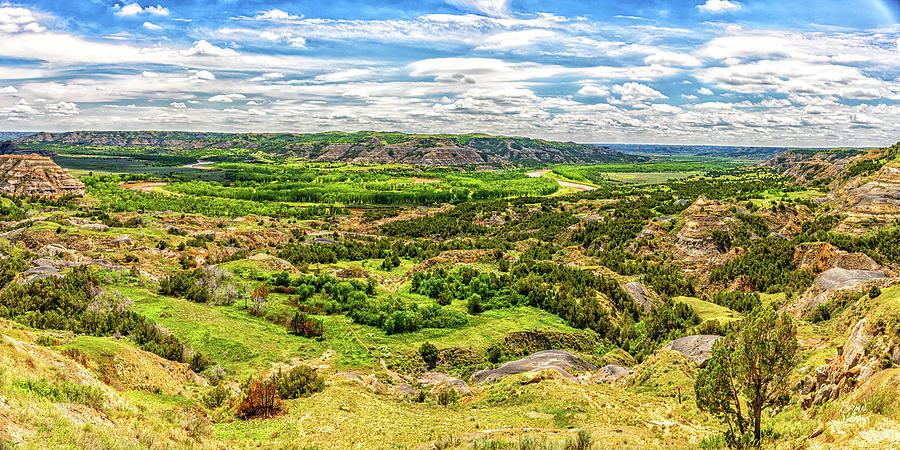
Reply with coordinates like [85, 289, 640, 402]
[16, 131, 643, 166]
[829, 161, 900, 234]
[0, 155, 85, 198]
[0, 140, 55, 157]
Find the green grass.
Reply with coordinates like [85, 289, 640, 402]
[121, 286, 321, 380]
[674, 296, 741, 324]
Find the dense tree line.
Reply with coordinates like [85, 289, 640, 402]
[0, 266, 208, 367]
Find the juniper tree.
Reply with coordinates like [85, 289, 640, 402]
[695, 305, 799, 447]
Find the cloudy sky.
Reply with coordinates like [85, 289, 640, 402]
[1, 0, 899, 146]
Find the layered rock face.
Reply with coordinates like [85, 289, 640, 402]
[0, 155, 85, 198]
[673, 195, 736, 260]
[831, 163, 900, 234]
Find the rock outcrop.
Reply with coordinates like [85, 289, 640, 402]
[803, 319, 878, 408]
[592, 364, 633, 383]
[793, 242, 881, 273]
[623, 281, 655, 312]
[831, 162, 900, 234]
[0, 155, 84, 198]
[787, 268, 886, 317]
[663, 335, 722, 366]
[417, 371, 471, 395]
[472, 350, 597, 384]
[673, 196, 737, 261]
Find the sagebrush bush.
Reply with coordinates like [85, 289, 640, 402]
[274, 365, 324, 400]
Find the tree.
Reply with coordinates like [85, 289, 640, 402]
[419, 341, 438, 369]
[869, 286, 881, 299]
[695, 306, 799, 446]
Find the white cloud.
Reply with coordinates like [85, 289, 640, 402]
[189, 70, 216, 81]
[180, 40, 238, 57]
[1, 86, 17, 94]
[142, 21, 162, 30]
[577, 85, 608, 96]
[649, 103, 682, 114]
[476, 29, 556, 51]
[170, 102, 186, 108]
[115, 3, 169, 17]
[611, 82, 666, 103]
[209, 93, 246, 103]
[0, 6, 44, 33]
[698, 87, 714, 95]
[760, 98, 791, 108]
[288, 36, 307, 48]
[644, 50, 701, 67]
[141, 71, 158, 78]
[45, 101, 78, 116]
[255, 9, 301, 21]
[314, 68, 374, 83]
[445, 0, 510, 17]
[697, 0, 741, 13]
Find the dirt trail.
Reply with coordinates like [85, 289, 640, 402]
[119, 181, 168, 193]
[526, 169, 597, 191]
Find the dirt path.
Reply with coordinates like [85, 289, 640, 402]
[526, 169, 597, 191]
[182, 161, 214, 169]
[556, 180, 597, 191]
[527, 169, 551, 178]
[119, 181, 169, 193]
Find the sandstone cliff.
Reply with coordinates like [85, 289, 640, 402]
[0, 155, 85, 198]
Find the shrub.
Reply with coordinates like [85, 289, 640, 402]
[189, 351, 211, 373]
[13, 378, 104, 410]
[563, 429, 594, 450]
[486, 345, 504, 364]
[436, 386, 458, 406]
[201, 384, 231, 409]
[274, 365, 324, 400]
[419, 342, 439, 370]
[466, 294, 483, 315]
[287, 311, 325, 338]
[869, 286, 882, 299]
[236, 376, 281, 419]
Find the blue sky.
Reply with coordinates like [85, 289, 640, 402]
[1, 0, 899, 146]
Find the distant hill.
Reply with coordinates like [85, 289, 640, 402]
[0, 140, 56, 157]
[0, 131, 35, 140]
[16, 131, 646, 166]
[603, 144, 790, 160]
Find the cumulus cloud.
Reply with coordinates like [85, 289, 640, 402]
[697, 0, 741, 13]
[209, 93, 247, 103]
[1, 86, 17, 94]
[0, 6, 44, 33]
[46, 101, 78, 116]
[189, 70, 215, 81]
[170, 102, 186, 108]
[445, 0, 510, 17]
[180, 40, 238, 57]
[644, 50, 701, 67]
[698, 87, 714, 95]
[115, 3, 169, 17]
[612, 82, 667, 103]
[142, 21, 162, 30]
[141, 71, 158, 78]
[577, 85, 609, 96]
